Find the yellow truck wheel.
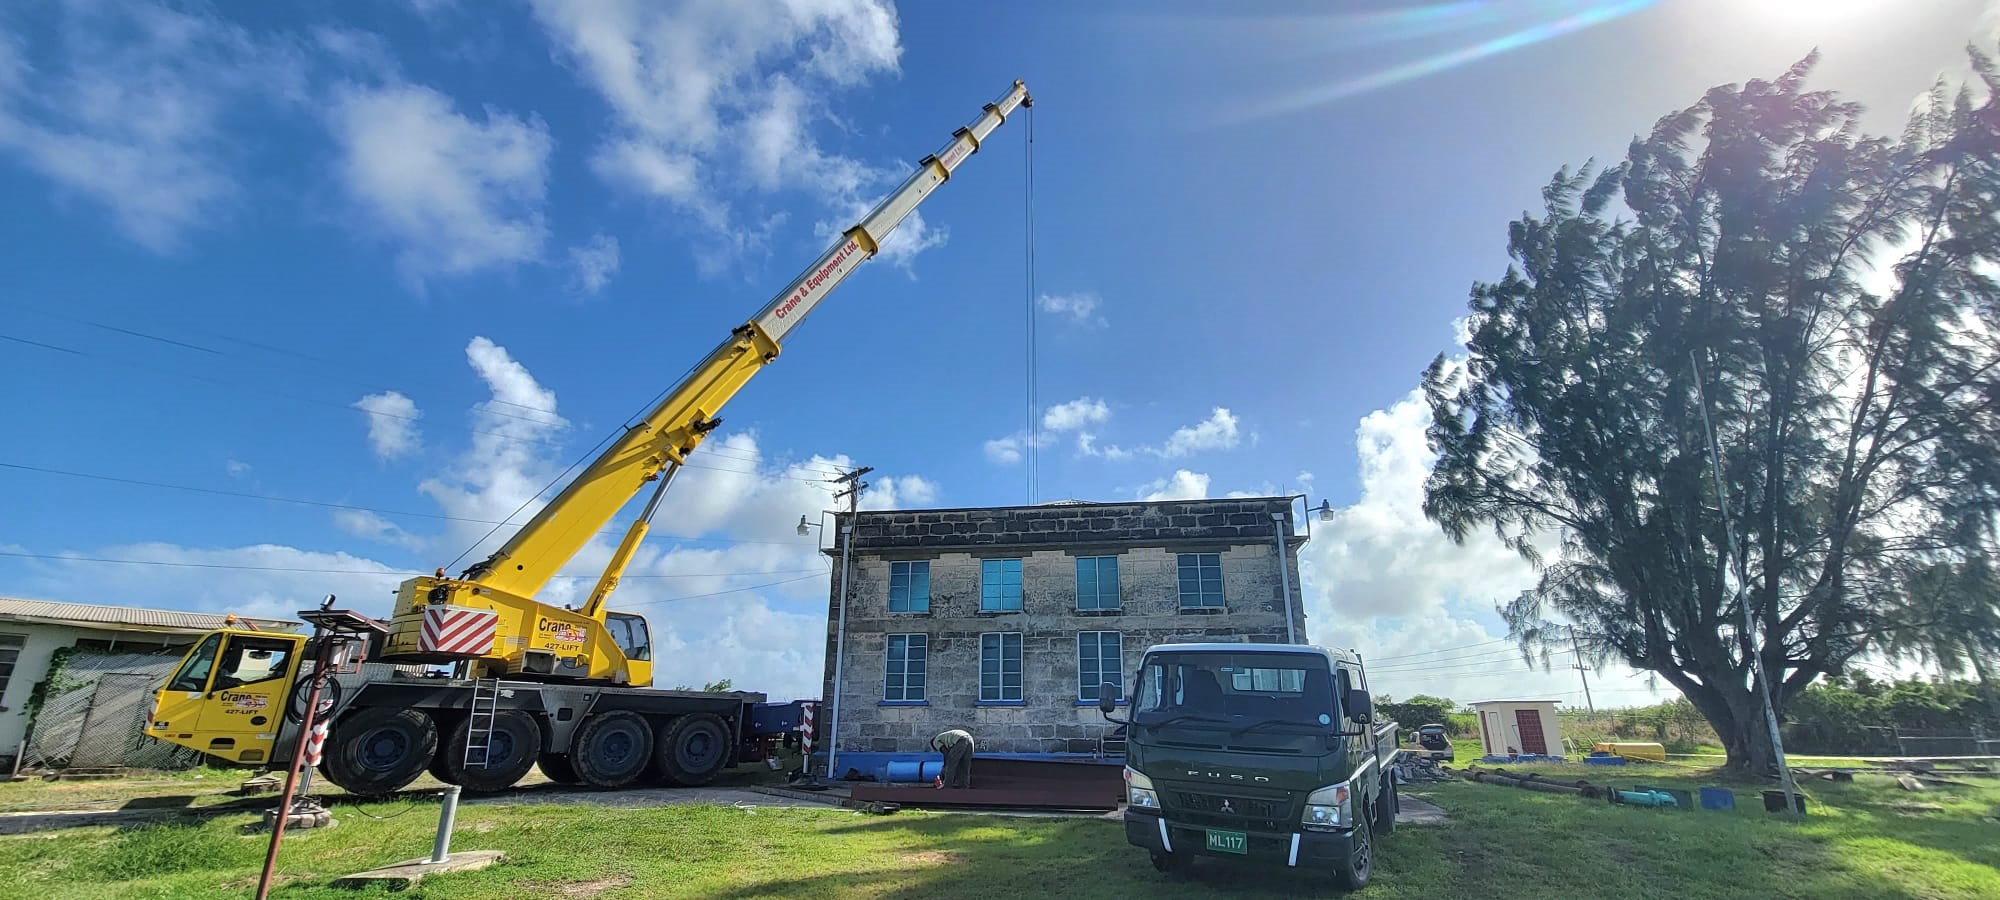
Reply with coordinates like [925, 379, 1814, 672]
[571, 710, 653, 789]
[319, 707, 438, 797]
[653, 714, 731, 786]
[445, 710, 540, 793]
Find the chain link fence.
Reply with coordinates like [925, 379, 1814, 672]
[20, 652, 203, 772]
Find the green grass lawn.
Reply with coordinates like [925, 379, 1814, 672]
[0, 768, 1994, 898]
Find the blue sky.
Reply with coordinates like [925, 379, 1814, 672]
[1, 0, 1988, 702]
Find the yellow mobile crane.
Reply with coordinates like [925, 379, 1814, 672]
[145, 80, 1031, 795]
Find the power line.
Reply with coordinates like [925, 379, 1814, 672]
[2, 330, 847, 485]
[0, 461, 815, 548]
[1368, 636, 1520, 664]
[0, 550, 824, 582]
[605, 571, 831, 608]
[1367, 647, 1540, 672]
[16, 307, 857, 479]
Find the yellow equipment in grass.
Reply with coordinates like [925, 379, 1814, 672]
[1593, 741, 1667, 762]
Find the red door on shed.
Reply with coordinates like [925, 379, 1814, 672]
[1514, 709, 1548, 755]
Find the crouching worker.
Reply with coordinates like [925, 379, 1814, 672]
[930, 728, 975, 789]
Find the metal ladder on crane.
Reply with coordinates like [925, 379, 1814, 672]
[463, 677, 502, 770]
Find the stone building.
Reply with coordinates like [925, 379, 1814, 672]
[819, 497, 1307, 766]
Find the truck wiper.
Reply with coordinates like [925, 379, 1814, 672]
[1231, 718, 1320, 734]
[1140, 712, 1230, 728]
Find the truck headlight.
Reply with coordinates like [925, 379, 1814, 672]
[1124, 766, 1161, 811]
[1303, 782, 1351, 830]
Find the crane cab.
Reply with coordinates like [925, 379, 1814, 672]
[146, 628, 308, 765]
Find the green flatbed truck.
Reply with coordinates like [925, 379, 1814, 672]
[1098, 642, 1399, 889]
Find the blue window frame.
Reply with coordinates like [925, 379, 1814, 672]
[1075, 556, 1120, 611]
[885, 634, 927, 702]
[1177, 553, 1225, 609]
[981, 558, 1023, 612]
[888, 561, 930, 613]
[1077, 632, 1123, 701]
[979, 632, 1023, 702]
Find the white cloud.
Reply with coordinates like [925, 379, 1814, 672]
[1156, 407, 1241, 458]
[1037, 291, 1107, 327]
[1139, 470, 1211, 501]
[1292, 383, 1670, 707]
[0, 4, 303, 251]
[528, 0, 941, 270]
[332, 509, 425, 552]
[0, 542, 405, 625]
[985, 436, 1025, 466]
[225, 459, 252, 478]
[568, 234, 621, 294]
[354, 390, 422, 460]
[863, 475, 939, 510]
[1043, 397, 1111, 433]
[328, 82, 552, 287]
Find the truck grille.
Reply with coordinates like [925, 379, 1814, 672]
[1169, 791, 1295, 831]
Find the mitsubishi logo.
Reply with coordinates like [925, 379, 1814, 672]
[1219, 799, 1236, 814]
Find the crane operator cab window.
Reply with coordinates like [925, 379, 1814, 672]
[210, 637, 296, 691]
[606, 612, 652, 662]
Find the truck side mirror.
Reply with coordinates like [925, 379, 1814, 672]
[1346, 688, 1373, 724]
[1097, 683, 1120, 716]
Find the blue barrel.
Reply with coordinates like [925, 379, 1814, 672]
[1699, 787, 1735, 811]
[884, 760, 946, 783]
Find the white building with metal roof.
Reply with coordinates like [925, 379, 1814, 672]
[0, 597, 298, 769]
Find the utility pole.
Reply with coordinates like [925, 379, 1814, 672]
[822, 466, 870, 780]
[1569, 626, 1596, 714]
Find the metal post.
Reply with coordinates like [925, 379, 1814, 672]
[1270, 512, 1297, 644]
[1690, 351, 1799, 815]
[255, 631, 335, 900]
[826, 520, 854, 778]
[431, 785, 462, 864]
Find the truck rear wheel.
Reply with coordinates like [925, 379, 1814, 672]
[538, 753, 581, 784]
[571, 710, 653, 789]
[653, 714, 732, 786]
[319, 707, 438, 797]
[444, 710, 540, 792]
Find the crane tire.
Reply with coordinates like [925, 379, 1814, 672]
[570, 710, 653, 789]
[538, 753, 582, 784]
[654, 714, 732, 786]
[444, 710, 540, 793]
[318, 706, 437, 797]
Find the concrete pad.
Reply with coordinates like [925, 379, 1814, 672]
[331, 850, 505, 889]
[1397, 795, 1450, 825]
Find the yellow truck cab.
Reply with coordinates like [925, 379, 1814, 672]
[146, 628, 307, 766]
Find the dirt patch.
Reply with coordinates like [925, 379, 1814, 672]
[900, 850, 966, 865]
[555, 875, 634, 897]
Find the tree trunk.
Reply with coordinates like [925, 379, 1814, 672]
[1681, 675, 1782, 775]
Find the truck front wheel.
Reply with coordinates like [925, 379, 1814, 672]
[1332, 814, 1373, 890]
[654, 714, 732, 786]
[571, 710, 653, 789]
[445, 710, 541, 792]
[319, 707, 438, 797]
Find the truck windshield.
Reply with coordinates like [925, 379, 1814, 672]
[1132, 651, 1335, 727]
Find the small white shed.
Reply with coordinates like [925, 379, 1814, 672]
[1468, 699, 1564, 758]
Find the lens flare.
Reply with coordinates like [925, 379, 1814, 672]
[1218, 0, 1657, 125]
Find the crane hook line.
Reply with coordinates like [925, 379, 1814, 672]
[1024, 102, 1039, 504]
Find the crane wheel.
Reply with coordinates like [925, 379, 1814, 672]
[570, 710, 653, 789]
[654, 714, 732, 786]
[445, 710, 541, 793]
[318, 706, 438, 797]
[538, 753, 582, 784]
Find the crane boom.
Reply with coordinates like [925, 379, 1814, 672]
[378, 80, 1032, 684]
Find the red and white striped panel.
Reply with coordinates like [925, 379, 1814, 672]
[420, 605, 498, 656]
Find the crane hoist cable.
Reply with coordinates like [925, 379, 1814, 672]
[1024, 102, 1040, 503]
